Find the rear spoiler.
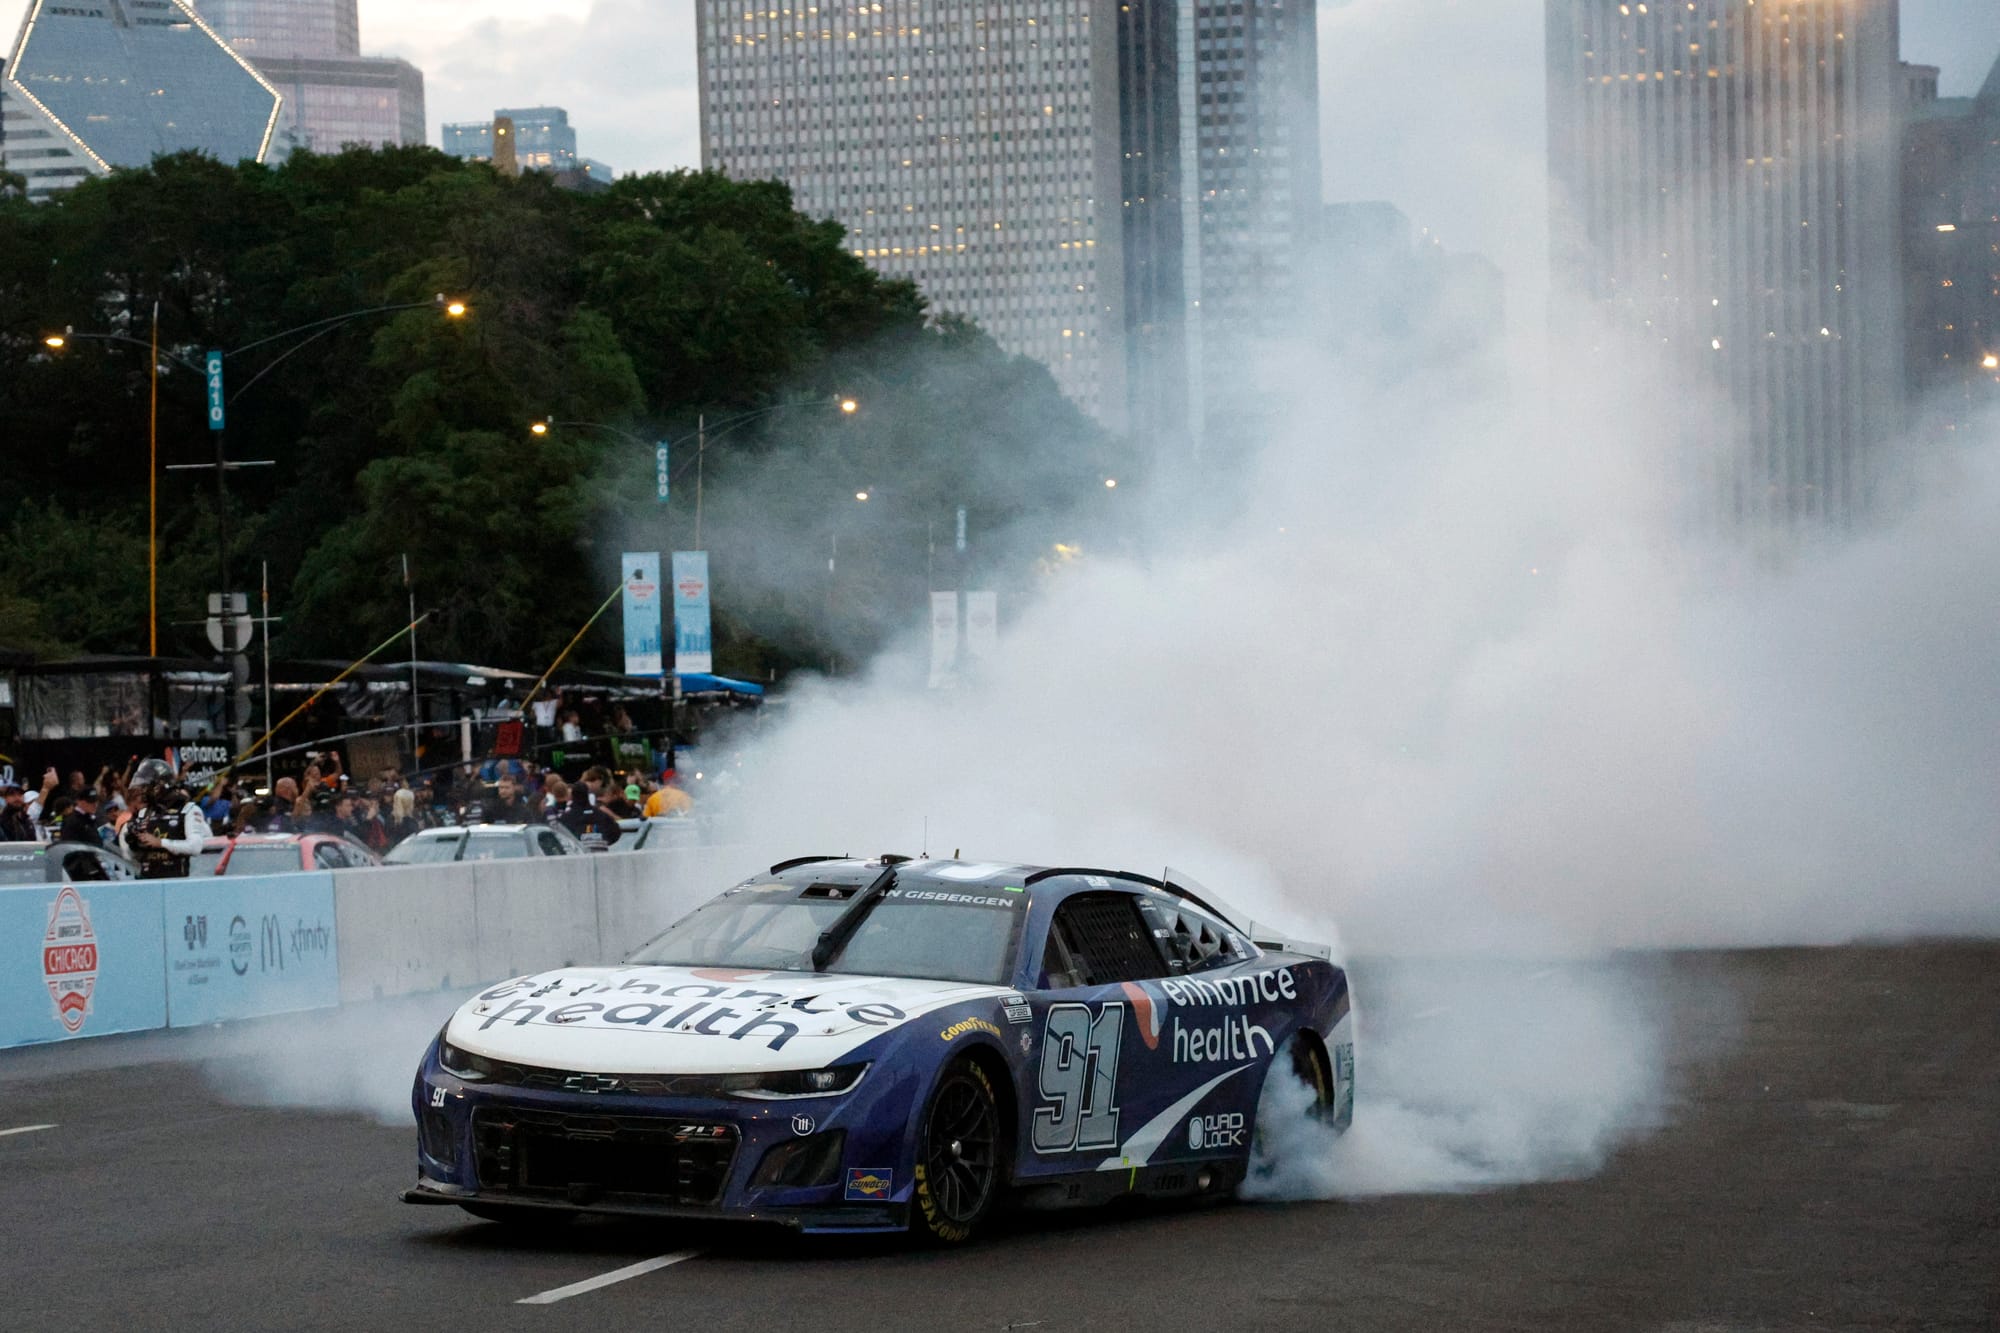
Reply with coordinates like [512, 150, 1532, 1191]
[1241, 927, 1333, 961]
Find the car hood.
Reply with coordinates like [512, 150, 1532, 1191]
[445, 965, 1012, 1074]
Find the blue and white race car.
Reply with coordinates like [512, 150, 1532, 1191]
[403, 856, 1354, 1243]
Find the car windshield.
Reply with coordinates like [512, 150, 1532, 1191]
[0, 854, 50, 886]
[628, 890, 1022, 985]
[386, 834, 463, 864]
[464, 831, 531, 860]
[223, 845, 301, 876]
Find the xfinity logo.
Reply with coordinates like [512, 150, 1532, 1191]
[562, 1074, 622, 1093]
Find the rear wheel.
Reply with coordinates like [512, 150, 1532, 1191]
[1251, 1035, 1334, 1173]
[912, 1059, 1002, 1245]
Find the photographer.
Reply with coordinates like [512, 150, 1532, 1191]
[117, 759, 212, 879]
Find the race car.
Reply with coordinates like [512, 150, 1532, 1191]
[402, 856, 1354, 1243]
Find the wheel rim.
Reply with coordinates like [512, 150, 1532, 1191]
[923, 1073, 998, 1224]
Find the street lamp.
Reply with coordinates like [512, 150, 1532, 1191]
[42, 292, 470, 658]
[537, 396, 862, 548]
[1104, 477, 1118, 489]
[855, 490, 871, 502]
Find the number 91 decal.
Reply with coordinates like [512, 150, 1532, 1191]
[1032, 1002, 1124, 1153]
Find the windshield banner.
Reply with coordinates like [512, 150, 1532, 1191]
[622, 551, 664, 677]
[672, 551, 713, 676]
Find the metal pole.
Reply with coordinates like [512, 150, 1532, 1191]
[695, 413, 706, 550]
[149, 301, 159, 657]
[261, 561, 273, 793]
[404, 553, 420, 765]
[215, 418, 232, 657]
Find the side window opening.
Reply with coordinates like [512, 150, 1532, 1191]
[1040, 892, 1167, 988]
[536, 830, 564, 856]
[314, 844, 344, 869]
[1137, 897, 1250, 974]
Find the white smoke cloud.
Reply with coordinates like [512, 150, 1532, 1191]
[705, 300, 2000, 1196]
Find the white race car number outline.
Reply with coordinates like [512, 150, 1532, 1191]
[1032, 1001, 1124, 1153]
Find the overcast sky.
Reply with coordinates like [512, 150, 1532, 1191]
[6, 1, 1996, 306]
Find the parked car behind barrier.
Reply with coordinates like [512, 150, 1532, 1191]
[193, 833, 383, 876]
[384, 823, 585, 864]
[0, 841, 140, 885]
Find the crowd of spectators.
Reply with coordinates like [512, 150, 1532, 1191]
[0, 750, 697, 858]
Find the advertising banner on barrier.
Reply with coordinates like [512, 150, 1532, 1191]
[162, 872, 339, 1028]
[0, 882, 167, 1050]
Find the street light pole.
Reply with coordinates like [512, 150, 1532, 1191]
[149, 301, 159, 657]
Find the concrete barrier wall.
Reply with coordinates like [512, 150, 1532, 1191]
[1, 846, 761, 1049]
[330, 845, 757, 1005]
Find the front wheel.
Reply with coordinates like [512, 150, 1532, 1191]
[912, 1059, 1002, 1244]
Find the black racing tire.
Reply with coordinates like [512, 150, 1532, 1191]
[457, 1201, 576, 1228]
[911, 1059, 1003, 1245]
[1251, 1034, 1334, 1170]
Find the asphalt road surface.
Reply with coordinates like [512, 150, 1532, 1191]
[3, 945, 1996, 1331]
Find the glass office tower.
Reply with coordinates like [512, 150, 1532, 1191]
[445, 107, 613, 182]
[3, 0, 282, 194]
[192, 0, 425, 154]
[696, 0, 1321, 444]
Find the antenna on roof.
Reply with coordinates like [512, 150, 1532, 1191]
[922, 816, 929, 858]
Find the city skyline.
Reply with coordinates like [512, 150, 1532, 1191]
[5, 1, 1995, 321]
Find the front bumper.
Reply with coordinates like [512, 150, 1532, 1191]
[400, 1176, 905, 1232]
[406, 1050, 917, 1235]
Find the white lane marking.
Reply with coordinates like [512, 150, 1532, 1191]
[0, 1124, 56, 1138]
[516, 1251, 701, 1305]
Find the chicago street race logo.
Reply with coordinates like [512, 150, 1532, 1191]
[43, 886, 99, 1035]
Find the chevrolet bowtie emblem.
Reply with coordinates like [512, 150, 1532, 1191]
[563, 1074, 622, 1093]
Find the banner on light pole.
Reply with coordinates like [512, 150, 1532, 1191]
[621, 552, 664, 677]
[672, 551, 714, 675]
[928, 591, 960, 690]
[964, 591, 997, 665]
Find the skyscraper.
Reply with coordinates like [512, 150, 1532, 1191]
[1546, 0, 1907, 528]
[1902, 55, 2000, 439]
[443, 107, 614, 185]
[693, 1, 1320, 442]
[2, 0, 281, 201]
[193, 0, 425, 154]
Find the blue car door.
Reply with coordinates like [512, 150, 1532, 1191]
[1016, 887, 1201, 1182]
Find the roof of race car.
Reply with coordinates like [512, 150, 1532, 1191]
[754, 856, 1237, 923]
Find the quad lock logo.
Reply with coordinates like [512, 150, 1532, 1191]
[42, 886, 99, 1035]
[1186, 1111, 1246, 1151]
